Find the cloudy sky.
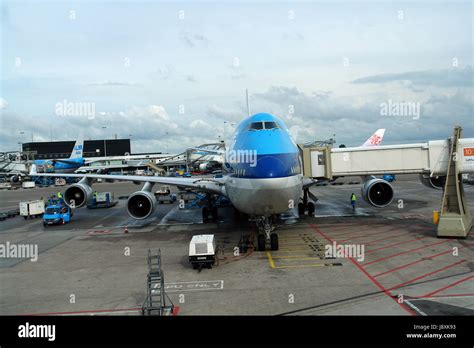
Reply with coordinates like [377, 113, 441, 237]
[1, 0, 472, 153]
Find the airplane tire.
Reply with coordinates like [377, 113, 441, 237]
[257, 235, 266, 251]
[298, 203, 305, 216]
[212, 207, 218, 222]
[270, 233, 279, 251]
[202, 207, 209, 223]
[308, 202, 315, 215]
[234, 208, 241, 221]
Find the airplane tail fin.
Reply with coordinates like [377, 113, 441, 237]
[362, 129, 385, 147]
[69, 136, 84, 159]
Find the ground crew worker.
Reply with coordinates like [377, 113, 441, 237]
[93, 191, 98, 205]
[350, 193, 356, 212]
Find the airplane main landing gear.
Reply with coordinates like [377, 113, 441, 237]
[298, 188, 316, 216]
[202, 193, 218, 223]
[202, 206, 217, 222]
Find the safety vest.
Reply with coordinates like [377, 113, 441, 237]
[351, 194, 356, 202]
[57, 192, 62, 198]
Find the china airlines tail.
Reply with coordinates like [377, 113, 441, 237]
[361, 129, 385, 147]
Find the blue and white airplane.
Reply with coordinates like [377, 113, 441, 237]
[33, 138, 86, 173]
[34, 113, 394, 250]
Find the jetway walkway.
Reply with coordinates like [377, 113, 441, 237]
[299, 126, 473, 238]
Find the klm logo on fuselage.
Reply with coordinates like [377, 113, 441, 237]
[290, 164, 301, 175]
[234, 168, 246, 177]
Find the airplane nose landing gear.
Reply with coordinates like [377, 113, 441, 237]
[255, 215, 279, 251]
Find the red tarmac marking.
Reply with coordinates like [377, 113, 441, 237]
[363, 232, 415, 246]
[337, 228, 402, 243]
[363, 240, 451, 266]
[421, 275, 474, 298]
[373, 248, 459, 278]
[385, 259, 467, 292]
[327, 225, 391, 239]
[366, 236, 430, 254]
[20, 307, 142, 316]
[309, 224, 415, 316]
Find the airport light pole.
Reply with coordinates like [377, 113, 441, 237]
[19, 131, 25, 153]
[102, 126, 107, 157]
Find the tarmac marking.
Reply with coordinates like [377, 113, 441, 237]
[337, 227, 404, 243]
[373, 246, 468, 278]
[366, 236, 430, 254]
[408, 294, 474, 300]
[271, 263, 342, 269]
[386, 259, 467, 291]
[363, 239, 451, 266]
[270, 255, 325, 259]
[421, 275, 474, 298]
[21, 307, 142, 316]
[310, 223, 416, 316]
[324, 224, 392, 239]
[266, 231, 331, 269]
[363, 232, 419, 246]
[266, 252, 276, 268]
[277, 248, 318, 252]
[403, 300, 428, 316]
[161, 280, 224, 292]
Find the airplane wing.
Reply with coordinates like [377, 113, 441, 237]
[32, 172, 226, 195]
[187, 147, 225, 155]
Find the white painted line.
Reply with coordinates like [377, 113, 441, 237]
[408, 295, 474, 301]
[152, 280, 224, 293]
[404, 300, 427, 316]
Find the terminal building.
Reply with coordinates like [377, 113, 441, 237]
[22, 139, 131, 159]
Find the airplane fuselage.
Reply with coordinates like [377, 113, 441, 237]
[223, 113, 303, 216]
[34, 158, 85, 173]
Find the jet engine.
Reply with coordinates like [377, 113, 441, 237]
[64, 182, 93, 208]
[419, 174, 445, 190]
[361, 177, 394, 208]
[198, 161, 219, 171]
[10, 175, 20, 183]
[199, 163, 210, 171]
[127, 190, 157, 219]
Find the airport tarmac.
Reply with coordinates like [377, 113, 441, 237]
[0, 175, 473, 315]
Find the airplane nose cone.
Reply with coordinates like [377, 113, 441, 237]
[257, 155, 287, 177]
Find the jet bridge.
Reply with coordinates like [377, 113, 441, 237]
[299, 126, 474, 238]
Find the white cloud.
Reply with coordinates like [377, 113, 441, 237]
[0, 98, 8, 110]
[190, 119, 211, 130]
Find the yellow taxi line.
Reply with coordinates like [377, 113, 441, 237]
[272, 263, 340, 269]
[266, 251, 276, 268]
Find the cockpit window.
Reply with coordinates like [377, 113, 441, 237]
[249, 122, 264, 130]
[264, 121, 279, 129]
